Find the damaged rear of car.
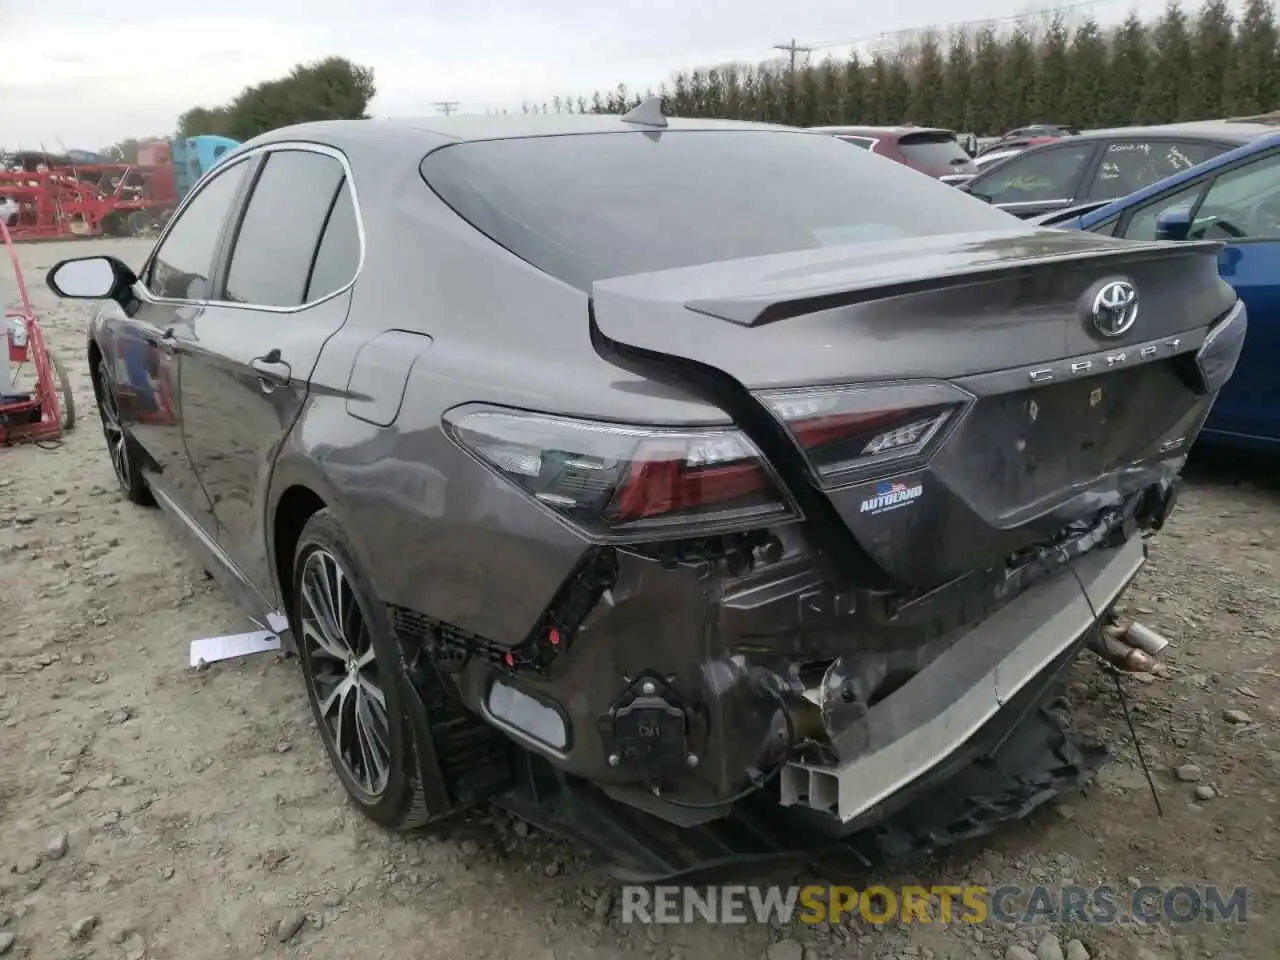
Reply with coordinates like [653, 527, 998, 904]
[395, 115, 1246, 877]
[44, 110, 1244, 882]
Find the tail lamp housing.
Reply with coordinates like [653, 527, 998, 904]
[757, 380, 972, 487]
[442, 404, 800, 541]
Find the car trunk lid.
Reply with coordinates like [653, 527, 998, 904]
[591, 228, 1236, 586]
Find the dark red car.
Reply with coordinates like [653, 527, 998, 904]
[810, 125, 977, 181]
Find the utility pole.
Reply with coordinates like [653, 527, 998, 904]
[433, 101, 461, 116]
[771, 38, 813, 74]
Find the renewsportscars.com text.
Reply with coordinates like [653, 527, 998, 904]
[620, 884, 1250, 926]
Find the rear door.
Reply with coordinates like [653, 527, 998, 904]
[1111, 147, 1280, 447]
[178, 144, 363, 600]
[964, 140, 1100, 217]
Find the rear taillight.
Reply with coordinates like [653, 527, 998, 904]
[443, 404, 799, 540]
[757, 381, 971, 486]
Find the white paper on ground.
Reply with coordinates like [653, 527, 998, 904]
[189, 630, 281, 667]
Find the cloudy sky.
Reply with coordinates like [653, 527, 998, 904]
[5, 0, 1175, 149]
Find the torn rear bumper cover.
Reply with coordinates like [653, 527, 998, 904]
[781, 535, 1145, 824]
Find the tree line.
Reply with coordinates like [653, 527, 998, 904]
[555, 0, 1280, 135]
[178, 57, 376, 141]
[101, 0, 1279, 159]
[98, 57, 377, 160]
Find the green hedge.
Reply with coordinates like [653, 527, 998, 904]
[528, 0, 1279, 136]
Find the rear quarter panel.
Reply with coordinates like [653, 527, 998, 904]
[278, 149, 731, 646]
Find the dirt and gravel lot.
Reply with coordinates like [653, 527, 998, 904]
[1, 237, 1277, 960]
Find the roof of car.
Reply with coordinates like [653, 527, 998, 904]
[1074, 119, 1280, 142]
[247, 113, 798, 151]
[809, 125, 954, 137]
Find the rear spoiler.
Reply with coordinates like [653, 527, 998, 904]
[683, 239, 1227, 328]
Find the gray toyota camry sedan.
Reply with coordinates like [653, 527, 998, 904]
[45, 100, 1246, 879]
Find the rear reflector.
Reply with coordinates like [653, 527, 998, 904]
[487, 681, 568, 750]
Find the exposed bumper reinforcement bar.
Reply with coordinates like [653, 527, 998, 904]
[780, 536, 1146, 823]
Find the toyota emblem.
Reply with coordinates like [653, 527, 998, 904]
[1091, 279, 1139, 337]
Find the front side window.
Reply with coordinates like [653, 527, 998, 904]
[145, 159, 249, 300]
[1118, 182, 1207, 241]
[421, 129, 1020, 293]
[223, 149, 347, 308]
[1084, 139, 1226, 202]
[969, 144, 1095, 204]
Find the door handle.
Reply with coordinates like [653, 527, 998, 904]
[145, 327, 178, 351]
[250, 350, 292, 391]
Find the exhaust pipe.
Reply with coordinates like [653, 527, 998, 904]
[1088, 621, 1169, 673]
[1121, 621, 1170, 657]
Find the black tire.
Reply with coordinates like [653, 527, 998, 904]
[50, 351, 75, 432]
[292, 509, 432, 831]
[95, 361, 153, 506]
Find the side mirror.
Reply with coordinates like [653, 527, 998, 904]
[1155, 208, 1193, 243]
[46, 256, 137, 301]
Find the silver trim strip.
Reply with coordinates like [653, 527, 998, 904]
[147, 482, 288, 636]
[135, 140, 367, 315]
[780, 536, 1145, 822]
[998, 198, 1071, 208]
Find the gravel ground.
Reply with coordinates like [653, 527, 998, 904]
[1, 238, 1277, 960]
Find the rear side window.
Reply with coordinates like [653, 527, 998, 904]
[420, 130, 1019, 293]
[897, 132, 971, 167]
[223, 149, 346, 308]
[1083, 139, 1226, 202]
[306, 181, 361, 301]
[837, 136, 875, 150]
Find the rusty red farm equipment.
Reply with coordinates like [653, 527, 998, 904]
[2, 220, 76, 446]
[0, 151, 179, 243]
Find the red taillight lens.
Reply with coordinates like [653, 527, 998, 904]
[757, 381, 971, 486]
[443, 405, 799, 541]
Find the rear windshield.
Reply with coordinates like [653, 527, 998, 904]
[420, 130, 1016, 292]
[897, 132, 972, 166]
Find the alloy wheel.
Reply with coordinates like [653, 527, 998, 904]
[97, 367, 130, 489]
[299, 549, 392, 799]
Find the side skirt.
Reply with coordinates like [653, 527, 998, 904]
[145, 473, 292, 649]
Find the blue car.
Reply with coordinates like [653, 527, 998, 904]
[1039, 131, 1280, 451]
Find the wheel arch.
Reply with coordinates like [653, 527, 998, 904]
[267, 455, 379, 634]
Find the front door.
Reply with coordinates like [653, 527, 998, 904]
[1190, 153, 1280, 445]
[107, 155, 254, 530]
[177, 144, 362, 600]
